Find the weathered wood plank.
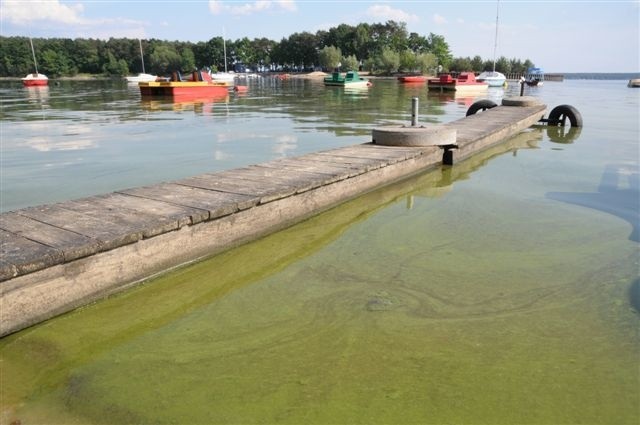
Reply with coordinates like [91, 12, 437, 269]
[0, 259, 17, 282]
[255, 159, 353, 184]
[90, 193, 206, 227]
[444, 105, 546, 161]
[0, 212, 100, 261]
[241, 165, 333, 192]
[120, 183, 258, 220]
[178, 173, 297, 204]
[318, 144, 422, 163]
[304, 152, 390, 172]
[0, 229, 63, 278]
[447, 105, 546, 145]
[18, 204, 143, 251]
[59, 197, 179, 239]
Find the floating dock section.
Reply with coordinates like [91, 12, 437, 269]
[0, 98, 546, 336]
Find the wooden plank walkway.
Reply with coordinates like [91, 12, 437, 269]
[0, 102, 545, 336]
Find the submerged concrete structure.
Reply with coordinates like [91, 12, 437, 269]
[0, 98, 546, 336]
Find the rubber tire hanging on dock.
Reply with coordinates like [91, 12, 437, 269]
[548, 104, 583, 127]
[466, 100, 498, 116]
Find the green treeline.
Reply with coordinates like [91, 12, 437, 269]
[1, 20, 534, 78]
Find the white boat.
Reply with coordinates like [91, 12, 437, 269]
[210, 72, 235, 83]
[126, 73, 157, 83]
[210, 28, 235, 83]
[22, 38, 48, 87]
[125, 39, 156, 83]
[477, 0, 507, 88]
[628, 79, 640, 88]
[477, 71, 506, 87]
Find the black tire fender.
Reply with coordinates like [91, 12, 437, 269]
[466, 99, 498, 116]
[548, 104, 583, 127]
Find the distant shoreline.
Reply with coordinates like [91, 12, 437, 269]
[2, 72, 638, 82]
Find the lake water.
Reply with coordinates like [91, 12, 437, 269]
[1, 77, 639, 424]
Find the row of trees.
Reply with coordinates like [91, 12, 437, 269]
[1, 20, 535, 78]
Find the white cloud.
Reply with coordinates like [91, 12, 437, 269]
[1, 0, 85, 25]
[276, 0, 297, 12]
[234, 1, 272, 15]
[208, 0, 297, 16]
[433, 14, 447, 25]
[366, 5, 419, 23]
[209, 0, 225, 14]
[0, 0, 148, 39]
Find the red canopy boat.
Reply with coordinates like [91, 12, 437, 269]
[139, 70, 230, 99]
[398, 75, 427, 84]
[427, 72, 488, 92]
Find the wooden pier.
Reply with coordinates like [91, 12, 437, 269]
[0, 98, 546, 336]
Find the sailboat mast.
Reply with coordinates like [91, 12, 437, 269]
[139, 39, 146, 74]
[29, 37, 39, 74]
[223, 28, 228, 73]
[492, 0, 500, 72]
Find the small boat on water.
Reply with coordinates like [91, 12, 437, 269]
[427, 72, 488, 92]
[398, 75, 427, 84]
[22, 73, 48, 87]
[478, 1, 507, 88]
[125, 39, 157, 83]
[126, 73, 158, 83]
[209, 28, 235, 84]
[324, 70, 371, 87]
[526, 67, 545, 85]
[525, 78, 543, 87]
[628, 79, 640, 88]
[210, 72, 236, 83]
[22, 38, 48, 87]
[476, 70, 506, 87]
[139, 70, 230, 99]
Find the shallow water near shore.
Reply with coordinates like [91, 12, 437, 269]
[1, 78, 639, 424]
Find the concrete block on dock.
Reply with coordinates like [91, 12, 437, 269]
[372, 125, 456, 147]
[502, 96, 543, 107]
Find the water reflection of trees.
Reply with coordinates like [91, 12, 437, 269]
[242, 78, 451, 137]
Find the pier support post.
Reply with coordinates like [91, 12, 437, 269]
[411, 97, 419, 126]
[443, 148, 455, 165]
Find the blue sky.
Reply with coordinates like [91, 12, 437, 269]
[1, 0, 638, 72]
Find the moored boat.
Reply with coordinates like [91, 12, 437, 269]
[126, 73, 158, 83]
[139, 70, 230, 99]
[427, 72, 488, 91]
[125, 39, 157, 83]
[22, 73, 48, 87]
[526, 67, 545, 84]
[22, 38, 48, 87]
[210, 72, 236, 83]
[324, 70, 371, 87]
[478, 1, 507, 88]
[398, 75, 427, 84]
[525, 78, 543, 87]
[628, 79, 640, 88]
[476, 70, 506, 87]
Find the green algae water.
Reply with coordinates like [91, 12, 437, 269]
[1, 79, 639, 424]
